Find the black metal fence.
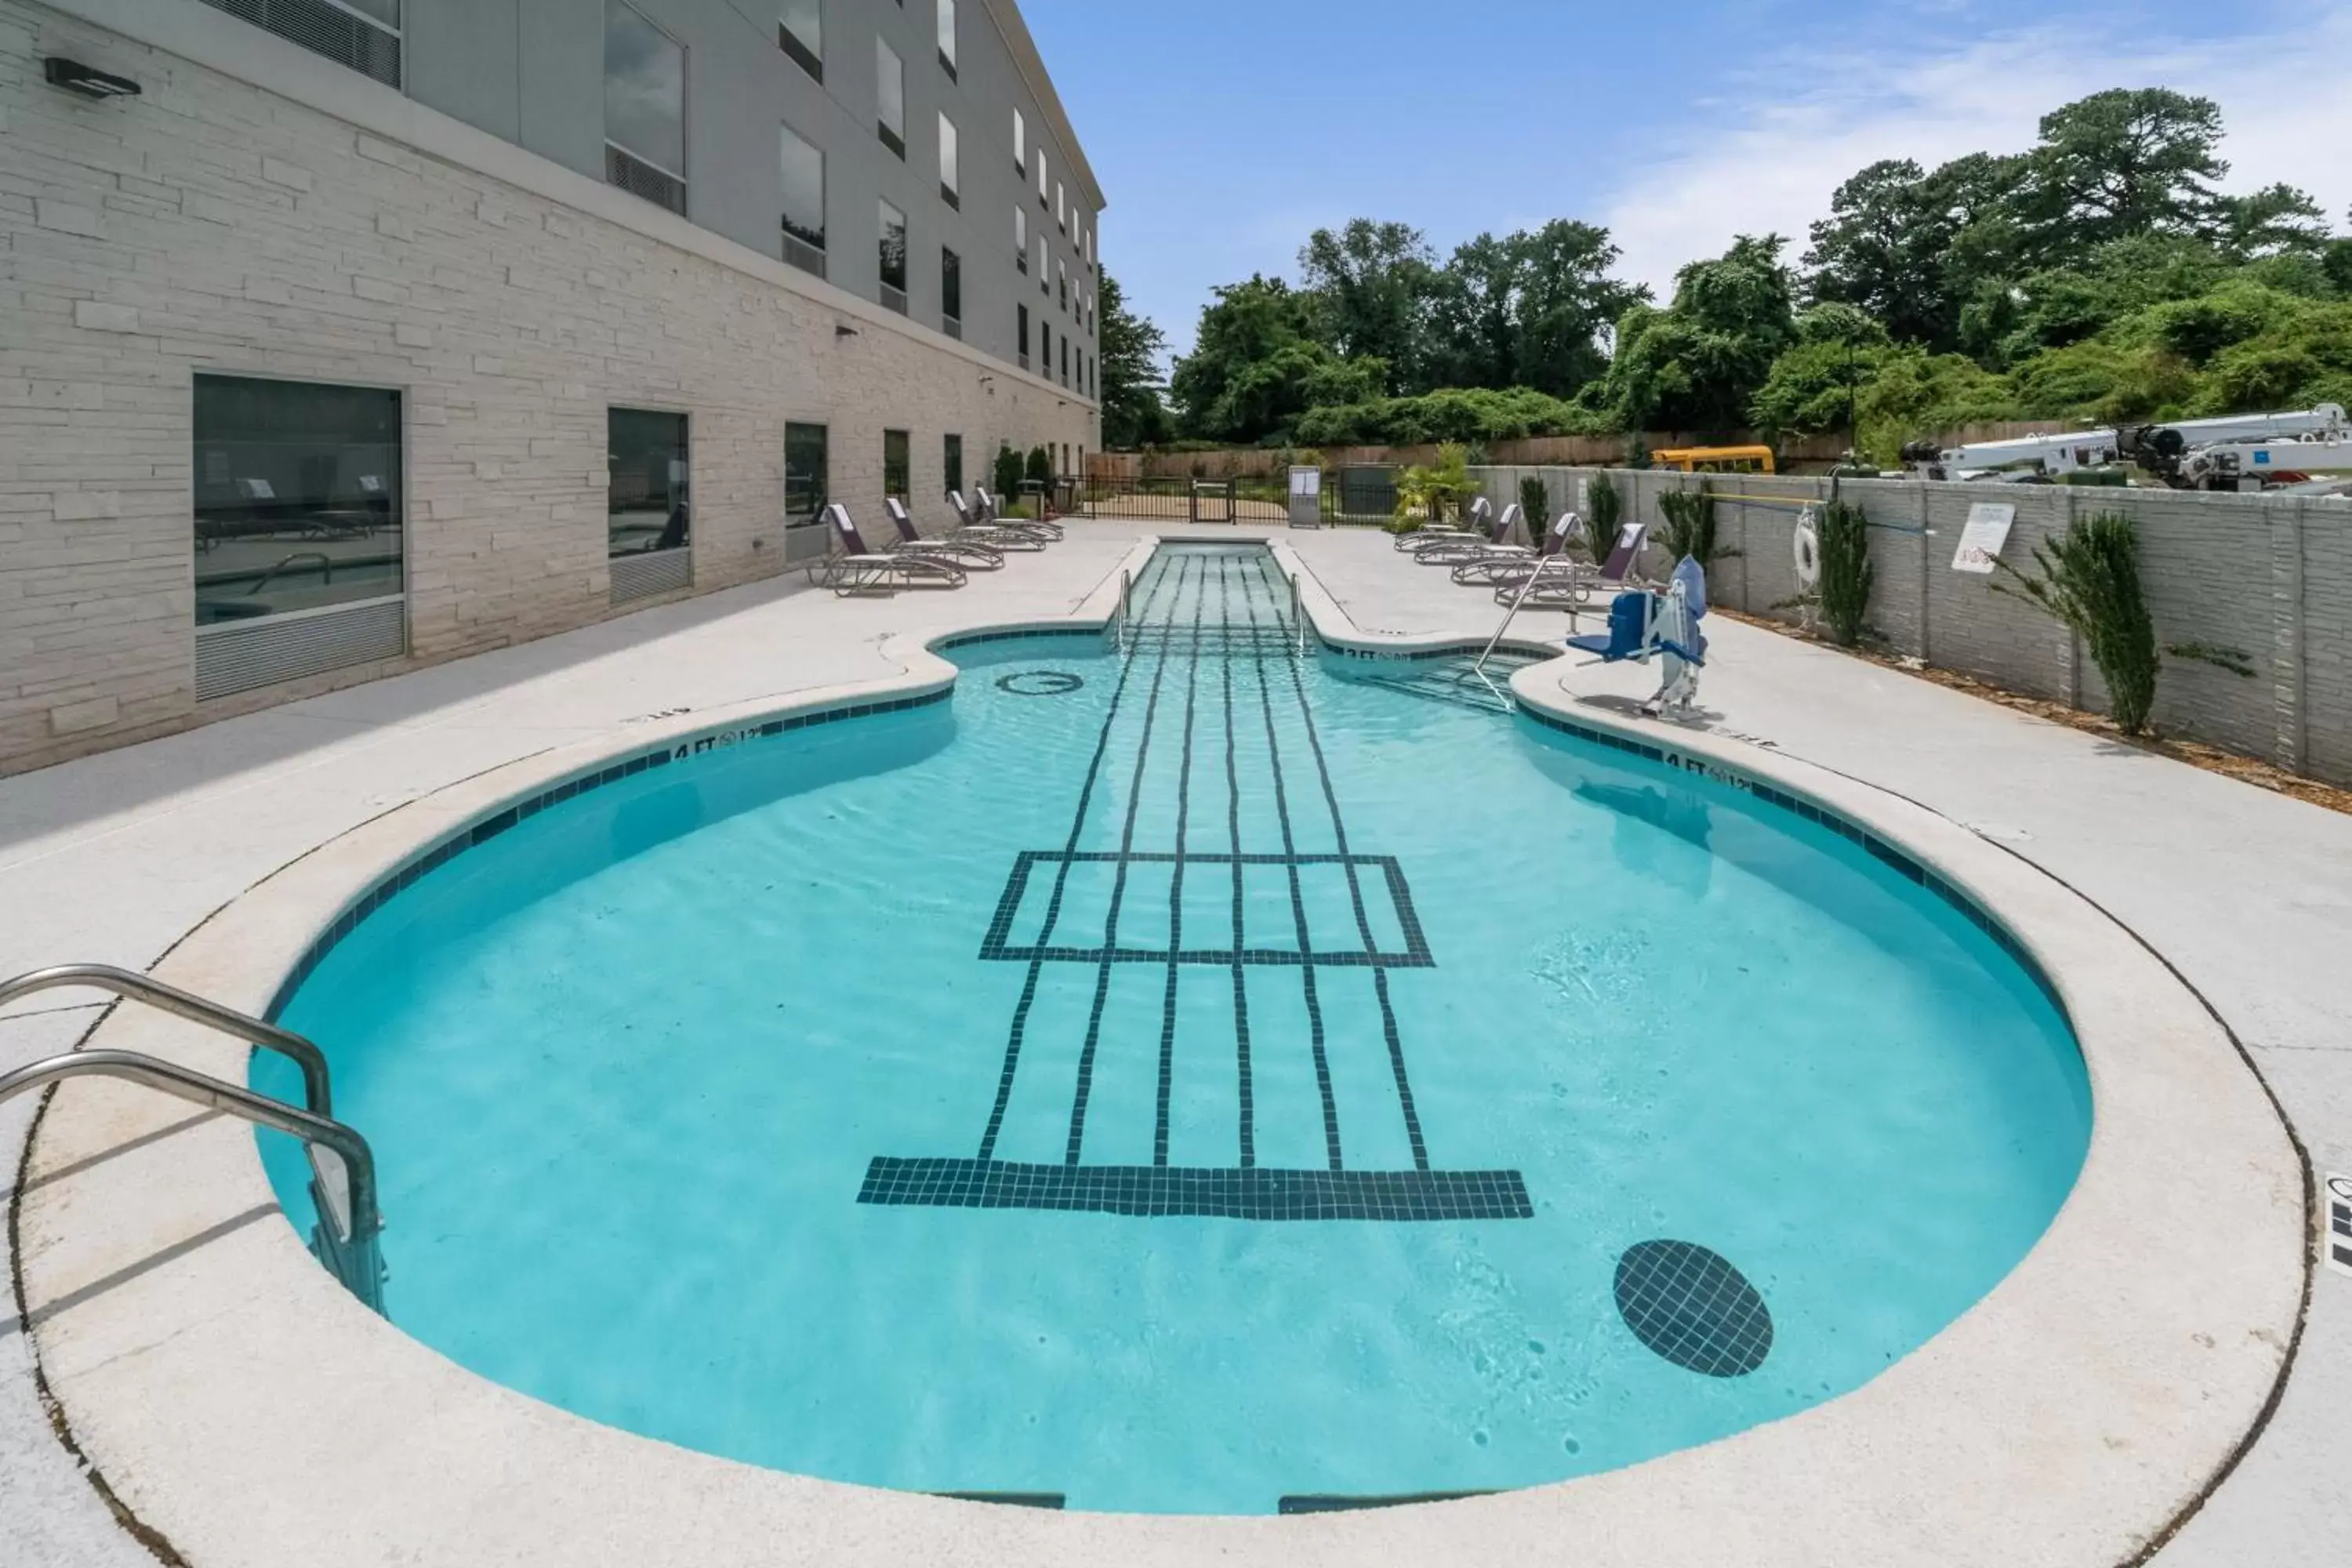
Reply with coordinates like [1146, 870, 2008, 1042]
[1073, 467, 1406, 528]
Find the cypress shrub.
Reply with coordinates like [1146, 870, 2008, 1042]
[1519, 476, 1551, 542]
[1998, 511, 2159, 735]
[1657, 485, 1727, 567]
[1817, 500, 1873, 647]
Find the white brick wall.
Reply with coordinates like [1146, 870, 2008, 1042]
[0, 0, 1096, 775]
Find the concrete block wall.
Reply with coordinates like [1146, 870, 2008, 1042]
[0, 0, 1096, 776]
[1477, 464, 2352, 786]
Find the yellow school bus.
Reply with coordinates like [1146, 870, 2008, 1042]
[1652, 445, 1777, 475]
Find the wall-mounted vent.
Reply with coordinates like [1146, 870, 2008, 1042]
[202, 0, 401, 89]
[612, 548, 691, 605]
[783, 234, 826, 280]
[879, 282, 908, 317]
[605, 144, 687, 216]
[195, 597, 405, 700]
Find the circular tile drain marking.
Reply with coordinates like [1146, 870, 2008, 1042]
[1613, 1240, 1773, 1377]
[996, 671, 1085, 698]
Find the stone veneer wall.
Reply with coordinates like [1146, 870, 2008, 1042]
[1479, 463, 2352, 785]
[0, 0, 1097, 775]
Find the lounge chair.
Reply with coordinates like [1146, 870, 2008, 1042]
[950, 490, 1051, 550]
[884, 498, 1007, 569]
[973, 486, 1064, 542]
[1395, 495, 1492, 554]
[810, 503, 967, 595]
[1451, 506, 1574, 585]
[1410, 503, 1521, 567]
[1493, 520, 1649, 608]
[1566, 556, 1708, 713]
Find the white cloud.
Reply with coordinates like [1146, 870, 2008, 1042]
[1599, 9, 2352, 294]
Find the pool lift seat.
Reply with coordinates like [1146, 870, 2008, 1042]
[0, 964, 385, 1314]
[1566, 555, 1710, 716]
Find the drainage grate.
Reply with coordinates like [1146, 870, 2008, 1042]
[996, 670, 1084, 698]
[1613, 1240, 1773, 1377]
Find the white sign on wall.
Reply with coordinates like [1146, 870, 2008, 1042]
[1289, 466, 1321, 499]
[1951, 503, 2017, 575]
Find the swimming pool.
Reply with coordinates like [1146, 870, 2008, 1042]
[258, 543, 2090, 1515]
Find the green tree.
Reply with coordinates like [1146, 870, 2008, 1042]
[1804, 154, 2027, 353]
[1592, 235, 1798, 432]
[2016, 89, 2229, 256]
[1421, 221, 1645, 397]
[1298, 220, 1439, 390]
[1169, 276, 1382, 445]
[1096, 271, 1171, 449]
[1748, 304, 1891, 441]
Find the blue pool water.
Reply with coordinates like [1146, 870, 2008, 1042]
[260, 543, 2089, 1515]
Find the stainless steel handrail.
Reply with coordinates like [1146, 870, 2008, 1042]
[0, 964, 332, 1116]
[1289, 572, 1305, 656]
[1118, 568, 1134, 654]
[0, 1049, 385, 1313]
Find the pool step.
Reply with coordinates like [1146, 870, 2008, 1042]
[1353, 657, 1532, 714]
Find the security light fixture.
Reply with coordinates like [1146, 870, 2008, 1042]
[834, 323, 860, 339]
[44, 57, 140, 100]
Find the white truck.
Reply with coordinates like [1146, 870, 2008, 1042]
[2121, 404, 2351, 490]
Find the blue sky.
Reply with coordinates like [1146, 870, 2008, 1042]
[1020, 0, 2352, 361]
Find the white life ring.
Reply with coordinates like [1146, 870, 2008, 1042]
[1793, 507, 1823, 590]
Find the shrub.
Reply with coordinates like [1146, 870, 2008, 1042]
[992, 445, 1024, 499]
[1519, 475, 1551, 541]
[1025, 445, 1054, 485]
[1816, 500, 1873, 647]
[1997, 511, 2158, 735]
[1657, 484, 1731, 568]
[1583, 471, 1623, 558]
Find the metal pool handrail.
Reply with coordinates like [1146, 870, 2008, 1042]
[0, 1047, 385, 1312]
[0, 964, 334, 1116]
[1289, 571, 1306, 657]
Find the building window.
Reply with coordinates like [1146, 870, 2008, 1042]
[608, 408, 690, 560]
[193, 374, 402, 627]
[1062, 337, 1070, 387]
[1056, 180, 1065, 232]
[1013, 107, 1025, 174]
[780, 123, 826, 278]
[1037, 149, 1048, 209]
[1014, 205, 1028, 271]
[884, 429, 911, 500]
[778, 0, 821, 81]
[944, 433, 964, 499]
[876, 37, 905, 158]
[1037, 234, 1047, 292]
[201, 0, 402, 87]
[936, 0, 957, 77]
[786, 422, 828, 521]
[1040, 321, 1051, 376]
[1058, 259, 1067, 313]
[604, 1, 687, 215]
[938, 112, 960, 209]
[1018, 303, 1030, 370]
[942, 247, 962, 338]
[878, 200, 908, 313]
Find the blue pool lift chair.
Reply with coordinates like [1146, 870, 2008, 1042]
[811, 503, 968, 595]
[1566, 556, 1708, 714]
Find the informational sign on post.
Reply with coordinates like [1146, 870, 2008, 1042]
[1287, 466, 1323, 529]
[1951, 502, 2016, 575]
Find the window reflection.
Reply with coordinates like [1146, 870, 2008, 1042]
[884, 429, 910, 500]
[193, 375, 402, 626]
[608, 408, 690, 558]
[786, 422, 829, 520]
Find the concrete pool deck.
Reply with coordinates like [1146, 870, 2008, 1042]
[1, 524, 2339, 1565]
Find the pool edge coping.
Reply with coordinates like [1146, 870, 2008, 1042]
[11, 535, 2308, 1568]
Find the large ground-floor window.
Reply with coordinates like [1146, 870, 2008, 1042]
[193, 374, 403, 626]
[608, 408, 690, 557]
[943, 433, 963, 499]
